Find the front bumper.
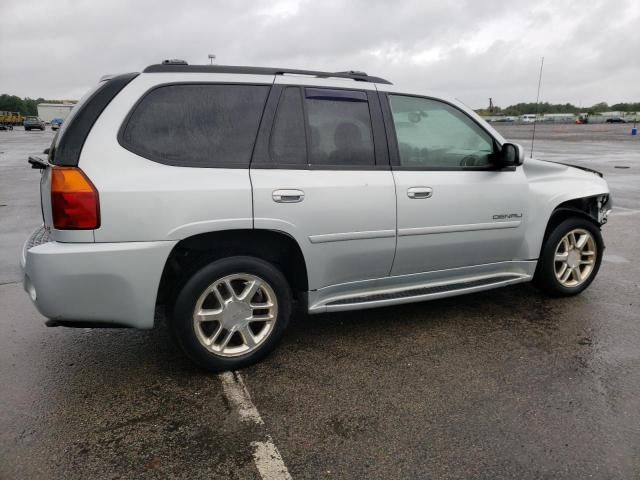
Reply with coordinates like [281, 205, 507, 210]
[21, 227, 176, 329]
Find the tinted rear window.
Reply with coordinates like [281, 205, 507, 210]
[50, 73, 138, 166]
[270, 87, 306, 165]
[263, 87, 376, 168]
[305, 88, 374, 166]
[120, 84, 269, 168]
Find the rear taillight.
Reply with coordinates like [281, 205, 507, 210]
[51, 167, 100, 230]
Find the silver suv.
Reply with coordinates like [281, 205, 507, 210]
[22, 61, 612, 371]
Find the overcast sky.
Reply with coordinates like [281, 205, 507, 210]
[2, 0, 639, 109]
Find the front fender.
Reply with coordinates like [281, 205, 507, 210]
[519, 159, 610, 259]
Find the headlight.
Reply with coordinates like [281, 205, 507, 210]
[597, 194, 612, 224]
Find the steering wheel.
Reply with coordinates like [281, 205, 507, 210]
[460, 155, 480, 166]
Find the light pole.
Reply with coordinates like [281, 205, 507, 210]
[208, 54, 216, 65]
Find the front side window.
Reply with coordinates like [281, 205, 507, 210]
[389, 95, 494, 168]
[121, 84, 269, 167]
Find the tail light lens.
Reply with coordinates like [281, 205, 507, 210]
[51, 167, 100, 229]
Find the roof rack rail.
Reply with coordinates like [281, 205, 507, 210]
[162, 59, 188, 65]
[143, 63, 392, 84]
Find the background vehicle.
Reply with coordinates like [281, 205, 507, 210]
[50, 118, 63, 130]
[490, 116, 515, 123]
[23, 116, 45, 131]
[21, 62, 611, 372]
[37, 103, 75, 123]
[0, 111, 24, 126]
[605, 117, 626, 123]
[520, 114, 537, 123]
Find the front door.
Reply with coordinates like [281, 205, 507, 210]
[382, 93, 529, 276]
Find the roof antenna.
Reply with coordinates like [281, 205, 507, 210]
[530, 56, 544, 158]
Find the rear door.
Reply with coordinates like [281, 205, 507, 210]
[250, 82, 396, 290]
[381, 93, 529, 276]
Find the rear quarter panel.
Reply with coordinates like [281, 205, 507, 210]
[79, 73, 272, 242]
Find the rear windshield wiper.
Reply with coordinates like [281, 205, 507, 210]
[28, 156, 50, 170]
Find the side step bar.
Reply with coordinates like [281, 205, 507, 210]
[309, 273, 530, 314]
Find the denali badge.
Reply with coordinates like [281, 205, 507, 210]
[493, 213, 523, 220]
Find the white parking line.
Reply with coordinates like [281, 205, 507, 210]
[219, 371, 292, 480]
[252, 437, 293, 480]
[219, 371, 264, 425]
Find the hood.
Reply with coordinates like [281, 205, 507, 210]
[542, 160, 603, 177]
[522, 158, 609, 202]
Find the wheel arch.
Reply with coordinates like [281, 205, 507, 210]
[540, 195, 607, 254]
[155, 228, 309, 319]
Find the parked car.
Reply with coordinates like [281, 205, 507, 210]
[21, 61, 612, 372]
[491, 116, 515, 123]
[24, 116, 45, 131]
[50, 118, 64, 130]
[605, 117, 626, 123]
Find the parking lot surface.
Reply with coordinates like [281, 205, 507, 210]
[1, 124, 639, 479]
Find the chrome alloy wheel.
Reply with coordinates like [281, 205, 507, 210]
[192, 274, 278, 357]
[553, 228, 597, 288]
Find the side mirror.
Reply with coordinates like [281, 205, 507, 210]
[499, 142, 525, 167]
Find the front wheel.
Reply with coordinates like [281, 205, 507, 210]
[170, 256, 292, 372]
[533, 217, 604, 296]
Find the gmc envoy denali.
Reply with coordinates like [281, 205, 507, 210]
[22, 60, 612, 371]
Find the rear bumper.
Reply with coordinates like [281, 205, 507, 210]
[21, 227, 176, 329]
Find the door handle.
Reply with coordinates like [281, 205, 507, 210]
[272, 189, 305, 203]
[407, 187, 433, 199]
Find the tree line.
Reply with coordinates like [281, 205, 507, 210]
[0, 94, 70, 115]
[477, 101, 640, 116]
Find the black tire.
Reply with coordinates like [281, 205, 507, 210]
[533, 217, 604, 297]
[25, 128, 30, 131]
[170, 256, 293, 372]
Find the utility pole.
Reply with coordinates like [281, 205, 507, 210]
[208, 54, 216, 65]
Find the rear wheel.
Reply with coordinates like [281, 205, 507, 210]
[534, 217, 603, 296]
[170, 256, 292, 372]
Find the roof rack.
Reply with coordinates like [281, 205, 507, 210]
[143, 62, 392, 84]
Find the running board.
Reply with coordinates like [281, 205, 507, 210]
[308, 274, 530, 313]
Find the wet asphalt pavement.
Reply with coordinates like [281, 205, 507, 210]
[1, 124, 639, 479]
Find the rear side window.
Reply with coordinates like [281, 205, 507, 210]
[265, 87, 376, 167]
[120, 84, 269, 168]
[305, 88, 374, 166]
[270, 87, 306, 165]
